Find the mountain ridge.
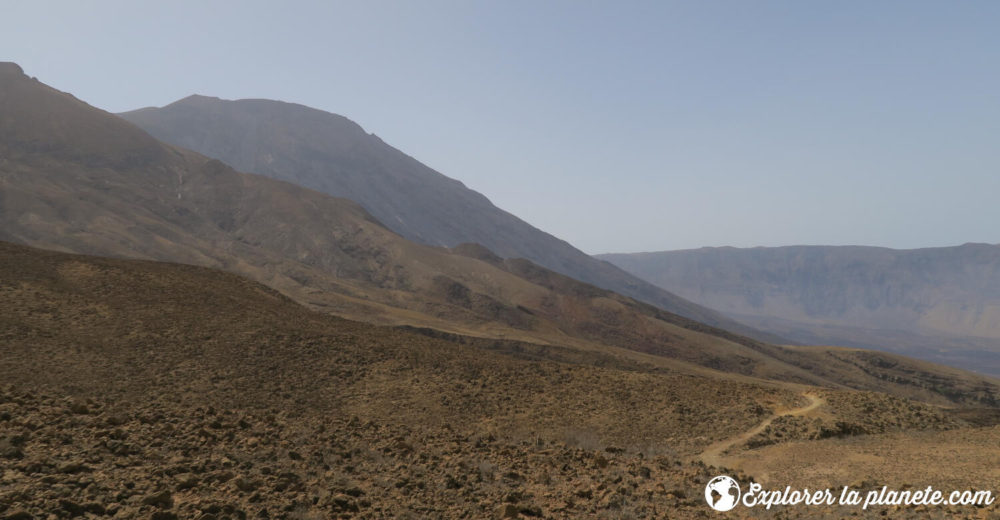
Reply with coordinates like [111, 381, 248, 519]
[118, 93, 783, 343]
[599, 243, 1000, 375]
[3, 62, 806, 384]
[7, 62, 1000, 402]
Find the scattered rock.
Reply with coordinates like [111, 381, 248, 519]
[58, 499, 85, 517]
[68, 400, 90, 415]
[233, 476, 258, 492]
[141, 490, 173, 508]
[175, 474, 199, 490]
[57, 462, 90, 474]
[0, 441, 23, 460]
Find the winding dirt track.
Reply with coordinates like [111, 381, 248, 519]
[698, 393, 824, 468]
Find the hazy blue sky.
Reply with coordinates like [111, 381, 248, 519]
[3, 1, 998, 253]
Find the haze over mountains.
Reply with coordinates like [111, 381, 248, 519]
[5, 60, 1000, 518]
[0, 62, 806, 384]
[3, 59, 998, 398]
[117, 94, 777, 342]
[5, 60, 982, 396]
[600, 244, 1000, 375]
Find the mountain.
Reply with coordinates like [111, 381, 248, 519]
[6, 63, 1000, 518]
[6, 62, 1000, 403]
[598, 244, 1000, 375]
[0, 61, 798, 383]
[117, 94, 780, 342]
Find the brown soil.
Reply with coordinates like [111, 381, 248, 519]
[4, 242, 997, 518]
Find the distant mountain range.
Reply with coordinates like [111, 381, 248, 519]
[599, 244, 1000, 375]
[117, 94, 778, 342]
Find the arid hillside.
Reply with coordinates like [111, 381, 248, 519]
[6, 62, 1000, 518]
[5, 63, 1000, 405]
[117, 94, 777, 342]
[2, 241, 997, 519]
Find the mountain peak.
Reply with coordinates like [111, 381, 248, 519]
[120, 94, 781, 342]
[178, 94, 223, 103]
[158, 94, 228, 109]
[0, 62, 25, 77]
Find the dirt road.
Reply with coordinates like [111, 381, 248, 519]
[698, 393, 824, 468]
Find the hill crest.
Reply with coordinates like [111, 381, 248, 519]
[119, 93, 780, 342]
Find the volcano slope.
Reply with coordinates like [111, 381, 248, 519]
[4, 62, 1000, 408]
[2, 241, 999, 519]
[118, 94, 777, 342]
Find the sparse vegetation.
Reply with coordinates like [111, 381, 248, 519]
[3, 62, 1000, 519]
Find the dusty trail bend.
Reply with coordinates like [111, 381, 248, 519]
[698, 393, 824, 468]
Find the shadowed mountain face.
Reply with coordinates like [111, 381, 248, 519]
[599, 245, 1000, 375]
[118, 95, 780, 342]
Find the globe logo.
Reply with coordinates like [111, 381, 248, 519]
[705, 475, 741, 512]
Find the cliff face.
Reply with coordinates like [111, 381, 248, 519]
[600, 244, 1000, 374]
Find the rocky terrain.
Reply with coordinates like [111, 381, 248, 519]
[3, 242, 999, 518]
[0, 240, 781, 519]
[0, 385, 715, 519]
[743, 391, 964, 450]
[6, 388, 996, 519]
[729, 424, 1000, 519]
[4, 61, 1000, 519]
